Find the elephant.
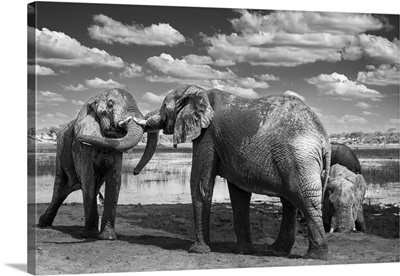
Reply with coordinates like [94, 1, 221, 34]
[322, 164, 367, 233]
[330, 143, 362, 174]
[297, 142, 362, 225]
[38, 88, 158, 240]
[133, 85, 331, 260]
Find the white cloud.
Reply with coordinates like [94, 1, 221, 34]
[88, 14, 185, 46]
[357, 64, 399, 86]
[203, 10, 396, 67]
[230, 10, 388, 35]
[182, 54, 236, 67]
[120, 63, 143, 78]
[257, 74, 280, 81]
[338, 114, 368, 125]
[62, 84, 88, 91]
[85, 77, 124, 89]
[355, 102, 371, 109]
[32, 27, 124, 68]
[237, 77, 269, 89]
[28, 65, 57, 75]
[306, 72, 384, 100]
[147, 53, 236, 80]
[210, 80, 260, 98]
[37, 90, 68, 107]
[362, 111, 372, 115]
[142, 92, 164, 103]
[71, 99, 85, 106]
[284, 91, 305, 102]
[359, 35, 399, 64]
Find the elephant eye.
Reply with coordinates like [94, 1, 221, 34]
[107, 99, 114, 108]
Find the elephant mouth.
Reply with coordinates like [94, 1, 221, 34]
[101, 117, 131, 138]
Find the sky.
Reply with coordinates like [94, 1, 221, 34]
[28, 1, 399, 134]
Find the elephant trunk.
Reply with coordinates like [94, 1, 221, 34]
[77, 119, 144, 152]
[133, 131, 159, 175]
[336, 205, 354, 232]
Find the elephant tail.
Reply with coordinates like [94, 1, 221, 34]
[321, 142, 331, 203]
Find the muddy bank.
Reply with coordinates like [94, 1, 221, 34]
[31, 203, 399, 275]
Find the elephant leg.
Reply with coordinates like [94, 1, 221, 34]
[227, 181, 254, 254]
[297, 176, 328, 259]
[268, 197, 297, 256]
[99, 160, 122, 240]
[38, 168, 77, 227]
[355, 208, 366, 233]
[80, 164, 99, 239]
[188, 142, 218, 254]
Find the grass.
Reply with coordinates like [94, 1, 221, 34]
[361, 160, 400, 184]
[353, 148, 400, 159]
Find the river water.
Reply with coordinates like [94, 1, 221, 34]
[29, 152, 400, 206]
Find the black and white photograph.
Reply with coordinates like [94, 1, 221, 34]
[14, 0, 400, 275]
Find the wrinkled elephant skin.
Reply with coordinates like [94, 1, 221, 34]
[323, 164, 367, 233]
[38, 88, 152, 240]
[134, 85, 331, 260]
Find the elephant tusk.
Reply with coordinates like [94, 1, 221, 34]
[118, 116, 132, 127]
[81, 141, 92, 146]
[133, 117, 147, 126]
[329, 227, 334, 233]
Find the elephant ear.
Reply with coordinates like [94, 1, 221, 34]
[74, 99, 102, 140]
[173, 87, 214, 145]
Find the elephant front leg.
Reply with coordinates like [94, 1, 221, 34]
[267, 197, 297, 257]
[227, 182, 254, 254]
[80, 170, 99, 239]
[98, 166, 121, 240]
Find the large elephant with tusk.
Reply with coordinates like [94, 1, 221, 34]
[38, 88, 158, 240]
[132, 85, 331, 260]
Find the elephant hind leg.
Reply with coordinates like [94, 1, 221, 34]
[296, 176, 328, 259]
[38, 168, 77, 228]
[227, 181, 254, 254]
[267, 197, 297, 257]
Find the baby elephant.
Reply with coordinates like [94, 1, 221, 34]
[323, 164, 367, 233]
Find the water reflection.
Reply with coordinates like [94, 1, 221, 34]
[31, 152, 399, 205]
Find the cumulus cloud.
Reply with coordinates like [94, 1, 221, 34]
[120, 63, 143, 78]
[85, 77, 124, 89]
[203, 10, 396, 67]
[355, 102, 372, 109]
[32, 27, 124, 68]
[359, 35, 399, 64]
[147, 53, 236, 80]
[210, 80, 260, 98]
[284, 91, 305, 102]
[357, 64, 399, 86]
[88, 14, 185, 46]
[36, 90, 68, 107]
[28, 65, 57, 75]
[257, 74, 280, 81]
[142, 92, 165, 103]
[62, 84, 88, 91]
[182, 54, 235, 67]
[71, 99, 85, 106]
[306, 72, 384, 100]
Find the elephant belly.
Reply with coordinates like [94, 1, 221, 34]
[218, 160, 284, 198]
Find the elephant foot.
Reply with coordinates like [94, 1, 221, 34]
[267, 243, 291, 257]
[81, 228, 99, 239]
[303, 246, 328, 260]
[38, 214, 53, 228]
[98, 229, 118, 240]
[188, 243, 211, 254]
[233, 242, 255, 254]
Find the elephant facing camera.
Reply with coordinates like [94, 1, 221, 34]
[38, 88, 158, 240]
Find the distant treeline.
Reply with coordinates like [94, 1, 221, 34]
[29, 126, 400, 145]
[329, 128, 399, 145]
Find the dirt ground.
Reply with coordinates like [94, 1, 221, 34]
[31, 202, 399, 275]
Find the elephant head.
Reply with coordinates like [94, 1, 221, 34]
[75, 88, 157, 152]
[323, 164, 367, 233]
[133, 85, 213, 173]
